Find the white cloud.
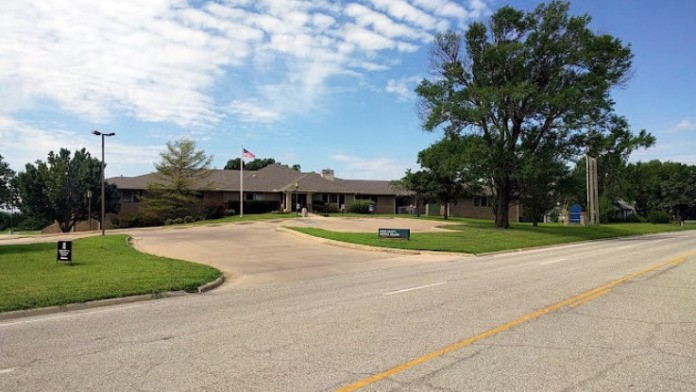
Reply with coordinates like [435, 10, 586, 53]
[675, 119, 695, 131]
[411, 0, 469, 19]
[229, 100, 282, 123]
[331, 153, 411, 180]
[367, 0, 449, 31]
[385, 75, 422, 101]
[0, 115, 160, 177]
[0, 0, 488, 127]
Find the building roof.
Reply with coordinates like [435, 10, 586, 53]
[108, 164, 410, 196]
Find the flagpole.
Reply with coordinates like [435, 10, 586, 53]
[240, 146, 244, 218]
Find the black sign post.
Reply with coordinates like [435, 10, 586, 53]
[57, 241, 72, 264]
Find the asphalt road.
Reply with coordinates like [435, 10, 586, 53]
[1, 229, 695, 391]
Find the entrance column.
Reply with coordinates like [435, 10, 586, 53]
[284, 192, 292, 212]
[306, 192, 313, 212]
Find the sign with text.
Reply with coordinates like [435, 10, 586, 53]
[57, 241, 72, 263]
[378, 228, 410, 240]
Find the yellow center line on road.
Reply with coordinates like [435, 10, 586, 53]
[336, 251, 695, 392]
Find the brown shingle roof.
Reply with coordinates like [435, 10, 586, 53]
[108, 164, 410, 195]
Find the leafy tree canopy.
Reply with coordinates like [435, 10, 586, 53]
[416, 1, 647, 227]
[0, 154, 15, 209]
[140, 138, 212, 221]
[14, 148, 120, 232]
[415, 137, 481, 219]
[224, 157, 300, 171]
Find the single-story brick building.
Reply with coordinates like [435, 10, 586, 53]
[108, 164, 413, 215]
[108, 163, 520, 222]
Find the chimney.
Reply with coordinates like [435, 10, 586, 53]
[321, 168, 335, 181]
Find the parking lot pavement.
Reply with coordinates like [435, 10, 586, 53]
[130, 217, 463, 287]
[0, 217, 464, 287]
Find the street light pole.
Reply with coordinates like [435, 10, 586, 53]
[92, 130, 115, 236]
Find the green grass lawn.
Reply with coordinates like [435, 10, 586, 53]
[1, 229, 41, 235]
[0, 235, 221, 313]
[289, 219, 692, 254]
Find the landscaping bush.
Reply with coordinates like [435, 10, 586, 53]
[204, 205, 226, 220]
[312, 200, 327, 213]
[311, 201, 339, 213]
[349, 199, 376, 214]
[164, 218, 175, 226]
[115, 210, 163, 228]
[224, 209, 236, 217]
[647, 210, 670, 224]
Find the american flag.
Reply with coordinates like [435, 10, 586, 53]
[242, 148, 255, 159]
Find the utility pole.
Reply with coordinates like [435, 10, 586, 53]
[586, 156, 599, 225]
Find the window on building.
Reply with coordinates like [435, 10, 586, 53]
[357, 195, 379, 205]
[474, 196, 488, 207]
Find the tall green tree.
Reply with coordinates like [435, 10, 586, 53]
[519, 144, 572, 226]
[565, 117, 655, 222]
[660, 163, 696, 222]
[416, 1, 640, 228]
[139, 138, 212, 221]
[396, 169, 433, 217]
[415, 137, 480, 219]
[224, 157, 300, 171]
[0, 154, 15, 209]
[14, 148, 120, 232]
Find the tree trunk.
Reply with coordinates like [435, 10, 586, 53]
[494, 180, 511, 228]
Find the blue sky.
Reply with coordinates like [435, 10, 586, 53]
[1, 0, 694, 180]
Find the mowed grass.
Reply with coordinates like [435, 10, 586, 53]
[289, 219, 692, 254]
[0, 235, 221, 313]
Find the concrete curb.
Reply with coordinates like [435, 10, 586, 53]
[0, 291, 187, 322]
[277, 226, 471, 257]
[198, 276, 225, 293]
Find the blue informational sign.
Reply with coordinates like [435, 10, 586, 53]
[569, 204, 582, 224]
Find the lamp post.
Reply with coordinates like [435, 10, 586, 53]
[92, 130, 115, 236]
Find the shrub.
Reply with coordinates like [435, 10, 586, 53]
[164, 218, 175, 226]
[349, 199, 376, 214]
[204, 205, 226, 220]
[116, 211, 163, 228]
[647, 210, 670, 224]
[174, 217, 185, 225]
[183, 215, 196, 223]
[224, 209, 236, 217]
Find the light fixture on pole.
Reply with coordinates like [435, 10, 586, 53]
[92, 130, 115, 236]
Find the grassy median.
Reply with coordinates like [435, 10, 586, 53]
[0, 235, 221, 313]
[289, 219, 692, 254]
